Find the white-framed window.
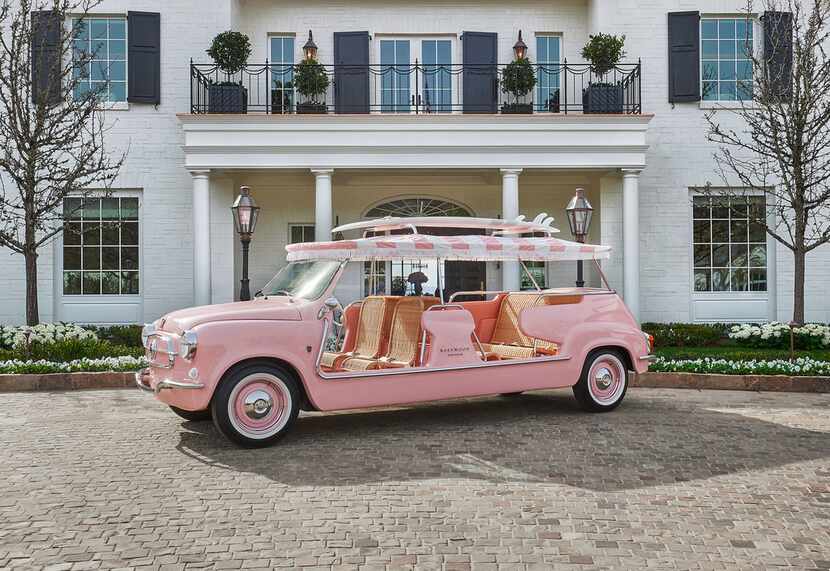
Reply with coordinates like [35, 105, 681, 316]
[270, 35, 295, 112]
[62, 195, 139, 295]
[364, 261, 387, 295]
[535, 34, 561, 112]
[521, 262, 547, 290]
[378, 37, 454, 113]
[72, 16, 127, 102]
[692, 195, 767, 292]
[288, 223, 314, 244]
[700, 16, 754, 101]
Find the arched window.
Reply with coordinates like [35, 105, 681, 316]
[365, 197, 472, 219]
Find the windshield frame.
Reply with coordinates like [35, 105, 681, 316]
[260, 260, 343, 301]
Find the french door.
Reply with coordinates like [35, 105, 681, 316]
[378, 37, 454, 113]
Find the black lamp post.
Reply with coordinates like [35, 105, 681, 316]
[231, 186, 260, 301]
[513, 30, 528, 60]
[303, 30, 318, 61]
[565, 187, 593, 287]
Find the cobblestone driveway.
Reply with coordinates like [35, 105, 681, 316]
[0, 388, 828, 570]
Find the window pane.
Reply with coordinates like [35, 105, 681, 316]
[90, 19, 108, 39]
[730, 219, 748, 242]
[64, 272, 81, 294]
[701, 40, 718, 59]
[109, 39, 126, 60]
[82, 198, 100, 219]
[712, 268, 730, 291]
[702, 81, 718, 100]
[701, 20, 718, 39]
[712, 220, 729, 241]
[749, 244, 767, 267]
[730, 244, 747, 267]
[83, 222, 101, 245]
[719, 19, 736, 39]
[121, 198, 138, 220]
[694, 269, 711, 292]
[64, 222, 82, 245]
[735, 19, 751, 40]
[109, 82, 126, 102]
[64, 247, 81, 270]
[712, 243, 729, 266]
[748, 221, 765, 241]
[121, 222, 139, 245]
[719, 61, 736, 80]
[102, 246, 119, 269]
[692, 196, 710, 218]
[101, 221, 119, 244]
[121, 271, 139, 294]
[108, 18, 125, 39]
[83, 246, 100, 270]
[702, 61, 718, 81]
[749, 269, 767, 291]
[109, 61, 126, 81]
[82, 271, 101, 294]
[64, 197, 84, 219]
[730, 268, 748, 291]
[101, 271, 120, 294]
[121, 247, 139, 270]
[711, 200, 729, 218]
[693, 219, 710, 243]
[719, 81, 737, 100]
[101, 198, 119, 219]
[694, 244, 711, 267]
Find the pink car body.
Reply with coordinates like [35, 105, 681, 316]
[136, 216, 653, 446]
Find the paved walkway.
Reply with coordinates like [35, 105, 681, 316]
[0, 388, 828, 570]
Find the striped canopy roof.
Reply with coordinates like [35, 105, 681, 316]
[286, 234, 611, 262]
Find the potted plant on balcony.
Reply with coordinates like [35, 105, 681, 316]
[206, 31, 252, 114]
[294, 58, 329, 114]
[581, 33, 626, 114]
[544, 88, 561, 113]
[271, 80, 294, 114]
[500, 57, 536, 114]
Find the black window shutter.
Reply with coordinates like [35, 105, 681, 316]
[127, 11, 160, 104]
[333, 31, 370, 113]
[762, 11, 793, 101]
[462, 31, 498, 113]
[31, 10, 62, 105]
[668, 11, 700, 103]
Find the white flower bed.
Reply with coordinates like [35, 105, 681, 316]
[0, 355, 146, 375]
[729, 322, 830, 347]
[650, 356, 830, 377]
[0, 323, 97, 350]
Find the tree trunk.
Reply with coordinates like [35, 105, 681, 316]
[24, 250, 39, 325]
[792, 248, 805, 325]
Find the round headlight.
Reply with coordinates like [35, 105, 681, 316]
[179, 330, 198, 360]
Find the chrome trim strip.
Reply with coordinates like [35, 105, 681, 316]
[639, 354, 657, 361]
[155, 379, 205, 393]
[319, 353, 571, 380]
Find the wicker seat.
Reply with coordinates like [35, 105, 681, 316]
[342, 297, 438, 371]
[320, 296, 397, 370]
[480, 293, 558, 360]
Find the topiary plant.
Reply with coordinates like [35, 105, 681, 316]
[207, 31, 252, 79]
[293, 58, 330, 103]
[581, 33, 626, 76]
[500, 57, 537, 101]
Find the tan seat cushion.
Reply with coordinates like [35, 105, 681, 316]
[487, 294, 558, 357]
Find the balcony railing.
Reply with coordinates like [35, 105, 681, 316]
[190, 60, 641, 115]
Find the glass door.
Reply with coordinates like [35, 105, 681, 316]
[378, 38, 453, 113]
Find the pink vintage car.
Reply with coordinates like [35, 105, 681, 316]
[137, 216, 654, 447]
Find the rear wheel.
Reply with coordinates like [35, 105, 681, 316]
[169, 406, 211, 421]
[573, 350, 628, 412]
[211, 364, 300, 448]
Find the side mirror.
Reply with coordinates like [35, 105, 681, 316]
[317, 297, 341, 320]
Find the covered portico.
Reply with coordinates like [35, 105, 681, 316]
[178, 113, 652, 318]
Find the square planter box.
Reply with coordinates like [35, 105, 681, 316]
[582, 83, 623, 114]
[500, 102, 533, 114]
[208, 84, 248, 114]
[297, 102, 327, 114]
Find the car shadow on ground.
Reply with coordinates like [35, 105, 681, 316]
[175, 390, 829, 492]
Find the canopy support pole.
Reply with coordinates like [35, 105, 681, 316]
[436, 259, 445, 304]
[520, 260, 542, 292]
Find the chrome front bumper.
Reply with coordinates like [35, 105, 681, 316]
[135, 368, 205, 395]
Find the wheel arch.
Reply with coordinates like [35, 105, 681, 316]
[215, 356, 316, 411]
[584, 344, 634, 372]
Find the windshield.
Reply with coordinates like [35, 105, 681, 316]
[261, 260, 341, 300]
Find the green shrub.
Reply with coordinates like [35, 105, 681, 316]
[92, 324, 143, 348]
[641, 322, 724, 347]
[13, 338, 143, 362]
[206, 31, 252, 76]
[293, 58, 330, 102]
[581, 33, 626, 76]
[500, 58, 537, 100]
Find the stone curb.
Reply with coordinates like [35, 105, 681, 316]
[0, 371, 134, 392]
[633, 371, 830, 393]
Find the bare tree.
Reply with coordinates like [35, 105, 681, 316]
[703, 0, 830, 323]
[0, 0, 124, 324]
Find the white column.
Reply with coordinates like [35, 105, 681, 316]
[622, 169, 641, 321]
[312, 168, 334, 242]
[191, 170, 212, 306]
[501, 168, 522, 292]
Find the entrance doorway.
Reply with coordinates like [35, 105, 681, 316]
[362, 197, 484, 299]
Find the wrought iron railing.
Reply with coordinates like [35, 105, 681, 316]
[190, 60, 641, 115]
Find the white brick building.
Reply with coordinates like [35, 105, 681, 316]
[2, 0, 827, 325]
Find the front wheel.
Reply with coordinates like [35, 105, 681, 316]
[572, 350, 628, 412]
[211, 364, 300, 448]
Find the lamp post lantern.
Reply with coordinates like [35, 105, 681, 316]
[303, 30, 318, 61]
[231, 186, 260, 301]
[565, 187, 593, 287]
[513, 30, 528, 60]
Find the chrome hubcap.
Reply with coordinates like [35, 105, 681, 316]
[594, 367, 613, 390]
[244, 390, 273, 420]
